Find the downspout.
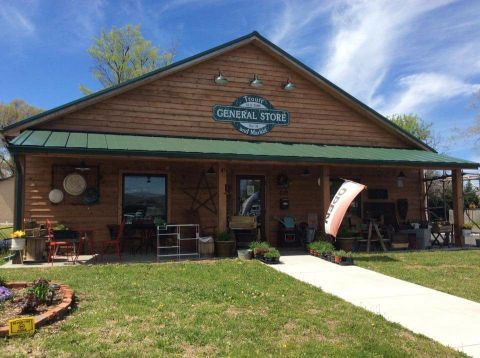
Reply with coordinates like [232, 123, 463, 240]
[13, 154, 23, 230]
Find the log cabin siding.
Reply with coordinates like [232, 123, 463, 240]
[39, 44, 411, 148]
[23, 154, 422, 245]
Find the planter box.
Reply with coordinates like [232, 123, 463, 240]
[10, 238, 26, 251]
[53, 230, 77, 240]
[215, 240, 235, 257]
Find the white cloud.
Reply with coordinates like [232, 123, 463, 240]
[0, 2, 36, 38]
[320, 0, 455, 105]
[381, 73, 480, 114]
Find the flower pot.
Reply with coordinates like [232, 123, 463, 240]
[262, 256, 280, 264]
[237, 249, 252, 260]
[215, 240, 235, 257]
[10, 238, 26, 251]
[334, 255, 342, 264]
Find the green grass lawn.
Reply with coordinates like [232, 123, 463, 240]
[0, 226, 12, 240]
[0, 260, 462, 357]
[354, 250, 480, 303]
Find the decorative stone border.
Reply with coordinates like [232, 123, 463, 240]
[0, 282, 75, 337]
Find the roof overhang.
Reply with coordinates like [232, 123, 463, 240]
[8, 130, 478, 169]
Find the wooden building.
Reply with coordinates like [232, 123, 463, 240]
[2, 32, 477, 248]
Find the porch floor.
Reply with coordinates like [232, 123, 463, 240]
[271, 254, 480, 357]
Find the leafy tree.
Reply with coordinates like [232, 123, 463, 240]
[388, 113, 439, 149]
[464, 180, 479, 208]
[80, 25, 175, 94]
[0, 99, 42, 128]
[0, 99, 43, 179]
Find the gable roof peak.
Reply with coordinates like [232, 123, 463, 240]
[1, 31, 433, 152]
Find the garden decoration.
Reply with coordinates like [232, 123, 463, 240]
[48, 188, 64, 204]
[63, 173, 87, 196]
[0, 278, 75, 337]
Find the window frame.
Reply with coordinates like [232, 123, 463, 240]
[121, 173, 168, 224]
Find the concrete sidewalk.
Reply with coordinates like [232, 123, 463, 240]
[272, 255, 480, 357]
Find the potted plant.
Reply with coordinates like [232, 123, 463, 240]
[53, 223, 77, 240]
[336, 227, 358, 252]
[333, 250, 347, 264]
[10, 230, 26, 251]
[462, 223, 473, 238]
[340, 251, 354, 266]
[263, 248, 281, 264]
[214, 231, 235, 257]
[250, 241, 270, 259]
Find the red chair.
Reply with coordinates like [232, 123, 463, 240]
[46, 219, 76, 264]
[101, 222, 125, 260]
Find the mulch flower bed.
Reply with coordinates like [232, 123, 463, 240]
[0, 281, 74, 337]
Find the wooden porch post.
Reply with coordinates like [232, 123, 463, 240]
[217, 164, 227, 233]
[320, 166, 330, 231]
[451, 168, 464, 247]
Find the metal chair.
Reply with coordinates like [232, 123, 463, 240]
[46, 219, 76, 265]
[102, 222, 125, 260]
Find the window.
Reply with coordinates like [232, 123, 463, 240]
[122, 174, 167, 224]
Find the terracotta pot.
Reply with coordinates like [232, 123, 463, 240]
[334, 255, 342, 264]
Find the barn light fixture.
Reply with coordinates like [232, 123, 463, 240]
[397, 171, 406, 188]
[250, 74, 263, 87]
[214, 71, 228, 85]
[283, 78, 296, 91]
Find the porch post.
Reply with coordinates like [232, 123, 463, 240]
[451, 168, 464, 247]
[320, 166, 330, 231]
[217, 164, 227, 233]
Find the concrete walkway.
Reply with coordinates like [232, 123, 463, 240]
[272, 255, 480, 357]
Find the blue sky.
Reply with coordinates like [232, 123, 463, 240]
[1, 0, 479, 165]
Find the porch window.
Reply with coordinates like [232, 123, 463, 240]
[122, 174, 167, 224]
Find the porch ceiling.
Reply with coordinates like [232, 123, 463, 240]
[8, 130, 479, 169]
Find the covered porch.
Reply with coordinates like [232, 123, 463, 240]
[6, 130, 477, 264]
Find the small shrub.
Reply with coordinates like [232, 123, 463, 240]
[308, 241, 335, 253]
[30, 278, 50, 303]
[249, 241, 268, 250]
[252, 242, 270, 257]
[463, 223, 473, 230]
[264, 248, 280, 259]
[0, 274, 5, 287]
[216, 231, 233, 241]
[333, 250, 347, 258]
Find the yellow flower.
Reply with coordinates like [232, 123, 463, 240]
[11, 230, 26, 238]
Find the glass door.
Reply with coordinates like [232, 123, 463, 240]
[236, 175, 265, 238]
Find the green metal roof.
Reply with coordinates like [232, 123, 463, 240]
[8, 130, 478, 169]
